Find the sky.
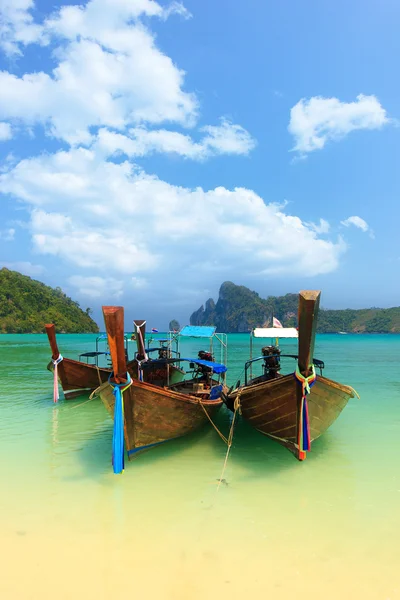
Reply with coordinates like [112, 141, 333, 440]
[0, 0, 399, 329]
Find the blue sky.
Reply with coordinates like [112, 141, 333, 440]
[0, 0, 399, 329]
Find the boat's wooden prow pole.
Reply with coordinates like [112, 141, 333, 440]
[297, 290, 321, 376]
[295, 290, 320, 461]
[133, 319, 146, 359]
[45, 324, 60, 360]
[45, 323, 69, 394]
[102, 306, 127, 384]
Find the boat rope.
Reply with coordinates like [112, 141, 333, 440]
[95, 365, 103, 387]
[108, 373, 132, 475]
[70, 366, 104, 408]
[135, 321, 148, 381]
[51, 354, 63, 403]
[89, 383, 104, 400]
[294, 364, 316, 461]
[215, 389, 241, 495]
[197, 398, 229, 445]
[70, 395, 97, 410]
[135, 358, 146, 382]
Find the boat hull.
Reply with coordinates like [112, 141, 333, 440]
[228, 374, 355, 458]
[47, 358, 185, 400]
[98, 378, 224, 457]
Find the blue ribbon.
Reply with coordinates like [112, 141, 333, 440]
[109, 373, 131, 475]
[301, 398, 311, 451]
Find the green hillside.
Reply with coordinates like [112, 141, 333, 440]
[0, 268, 99, 333]
[190, 281, 400, 333]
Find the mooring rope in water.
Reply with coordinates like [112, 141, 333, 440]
[197, 398, 229, 445]
[70, 395, 97, 410]
[214, 389, 241, 495]
[51, 354, 63, 403]
[215, 388, 243, 494]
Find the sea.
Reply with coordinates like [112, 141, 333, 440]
[0, 332, 399, 600]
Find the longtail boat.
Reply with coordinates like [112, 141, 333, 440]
[98, 306, 227, 472]
[45, 320, 184, 400]
[224, 290, 357, 461]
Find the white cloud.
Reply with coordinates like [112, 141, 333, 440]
[1, 260, 45, 276]
[0, 147, 345, 293]
[68, 275, 123, 298]
[289, 94, 389, 154]
[0, 1, 346, 305]
[0, 122, 12, 141]
[341, 215, 374, 239]
[0, 0, 188, 57]
[0, 0, 198, 143]
[0, 0, 44, 56]
[95, 118, 255, 160]
[307, 218, 330, 235]
[0, 227, 15, 240]
[199, 118, 256, 156]
[30, 207, 157, 273]
[161, 1, 192, 20]
[0, 1, 254, 153]
[341, 215, 368, 232]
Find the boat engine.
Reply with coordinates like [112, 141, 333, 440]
[261, 345, 281, 379]
[198, 350, 213, 363]
[194, 350, 214, 383]
[158, 347, 169, 360]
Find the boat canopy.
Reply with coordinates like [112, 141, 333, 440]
[182, 357, 227, 374]
[253, 327, 298, 339]
[179, 325, 217, 338]
[141, 356, 227, 374]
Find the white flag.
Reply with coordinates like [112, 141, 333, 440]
[273, 316, 283, 328]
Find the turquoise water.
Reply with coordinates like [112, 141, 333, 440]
[0, 333, 399, 599]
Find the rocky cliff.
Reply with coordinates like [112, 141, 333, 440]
[190, 281, 400, 333]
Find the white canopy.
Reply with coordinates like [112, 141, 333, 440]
[253, 327, 298, 339]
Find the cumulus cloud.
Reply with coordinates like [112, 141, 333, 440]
[0, 147, 345, 294]
[0, 0, 346, 306]
[289, 94, 389, 154]
[0, 0, 199, 143]
[0, 0, 44, 56]
[68, 275, 123, 298]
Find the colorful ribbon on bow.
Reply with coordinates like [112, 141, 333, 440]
[294, 364, 316, 460]
[52, 354, 63, 403]
[109, 373, 132, 474]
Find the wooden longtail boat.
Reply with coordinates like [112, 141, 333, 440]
[45, 320, 184, 400]
[98, 306, 227, 472]
[225, 291, 357, 461]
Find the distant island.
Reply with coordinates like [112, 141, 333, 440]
[190, 281, 400, 333]
[0, 268, 99, 333]
[169, 319, 181, 332]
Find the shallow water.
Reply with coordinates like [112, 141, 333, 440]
[0, 333, 399, 599]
